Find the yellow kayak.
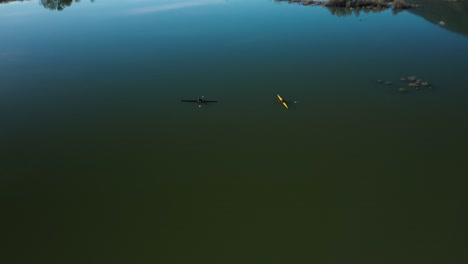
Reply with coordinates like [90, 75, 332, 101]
[277, 94, 288, 109]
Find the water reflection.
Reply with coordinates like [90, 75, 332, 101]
[275, 0, 408, 17]
[407, 0, 468, 37]
[41, 0, 73, 10]
[326, 6, 386, 17]
[0, 0, 94, 10]
[0, 0, 29, 3]
[40, 0, 94, 11]
[277, 0, 468, 37]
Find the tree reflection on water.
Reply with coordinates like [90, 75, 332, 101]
[40, 0, 94, 11]
[1, 0, 468, 37]
[326, 6, 386, 17]
[0, 0, 94, 11]
[0, 0, 29, 3]
[276, 0, 468, 37]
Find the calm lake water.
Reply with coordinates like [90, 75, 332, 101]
[1, 0, 468, 263]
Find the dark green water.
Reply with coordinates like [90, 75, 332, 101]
[1, 0, 468, 263]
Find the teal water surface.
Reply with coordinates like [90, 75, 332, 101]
[1, 0, 467, 263]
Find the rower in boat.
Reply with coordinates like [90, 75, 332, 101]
[276, 94, 297, 109]
[277, 94, 288, 109]
[181, 96, 218, 107]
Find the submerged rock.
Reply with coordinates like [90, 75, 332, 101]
[399, 87, 408, 93]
